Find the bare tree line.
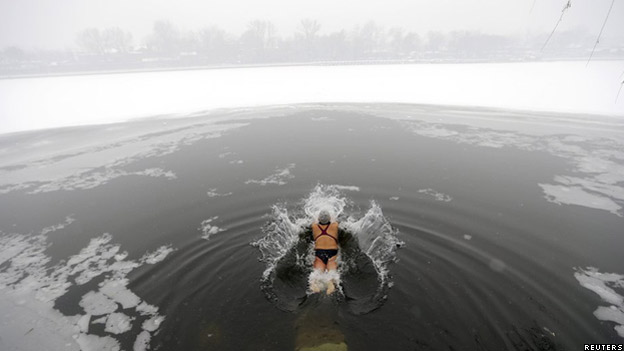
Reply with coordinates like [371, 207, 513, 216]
[1, 18, 622, 76]
[72, 19, 607, 62]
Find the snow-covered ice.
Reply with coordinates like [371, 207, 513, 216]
[0, 61, 621, 135]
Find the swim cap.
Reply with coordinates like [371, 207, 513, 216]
[318, 210, 331, 224]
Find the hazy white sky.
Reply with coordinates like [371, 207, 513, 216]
[1, 0, 622, 50]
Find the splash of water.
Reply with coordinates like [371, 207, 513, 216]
[252, 184, 403, 312]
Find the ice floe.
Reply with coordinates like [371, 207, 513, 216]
[0, 217, 175, 350]
[1, 61, 621, 136]
[206, 188, 232, 198]
[402, 120, 624, 216]
[574, 267, 624, 337]
[245, 163, 296, 186]
[0, 121, 247, 196]
[418, 188, 453, 202]
[199, 216, 225, 240]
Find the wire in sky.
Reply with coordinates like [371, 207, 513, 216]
[541, 0, 571, 52]
[587, 0, 616, 67]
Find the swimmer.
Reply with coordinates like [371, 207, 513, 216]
[310, 210, 339, 294]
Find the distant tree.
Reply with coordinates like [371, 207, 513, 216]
[318, 30, 350, 61]
[426, 31, 447, 53]
[1, 46, 26, 63]
[148, 20, 181, 55]
[298, 19, 321, 42]
[198, 26, 236, 62]
[295, 19, 321, 60]
[77, 27, 133, 55]
[388, 28, 421, 58]
[240, 20, 278, 62]
[76, 28, 106, 55]
[351, 21, 385, 59]
[102, 27, 133, 53]
[403, 32, 422, 57]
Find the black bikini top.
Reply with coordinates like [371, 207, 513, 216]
[314, 223, 338, 242]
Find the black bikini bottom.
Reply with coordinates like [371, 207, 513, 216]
[315, 249, 338, 265]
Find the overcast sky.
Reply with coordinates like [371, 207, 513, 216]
[1, 0, 622, 50]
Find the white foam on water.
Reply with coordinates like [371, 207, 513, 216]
[0, 217, 176, 350]
[246, 163, 296, 186]
[253, 184, 402, 299]
[311, 117, 332, 121]
[303, 184, 350, 222]
[575, 267, 624, 337]
[308, 269, 342, 295]
[342, 201, 404, 285]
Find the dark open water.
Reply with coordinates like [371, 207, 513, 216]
[0, 104, 623, 350]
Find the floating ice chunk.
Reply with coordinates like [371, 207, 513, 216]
[100, 279, 141, 309]
[41, 215, 75, 235]
[311, 116, 331, 121]
[207, 188, 232, 197]
[540, 184, 622, 216]
[141, 245, 175, 265]
[575, 267, 624, 337]
[134, 331, 152, 351]
[142, 316, 165, 332]
[0, 290, 81, 351]
[0, 220, 170, 351]
[575, 268, 624, 307]
[489, 258, 506, 272]
[199, 217, 225, 240]
[105, 312, 133, 334]
[77, 314, 91, 333]
[245, 163, 295, 186]
[92, 316, 107, 324]
[594, 306, 624, 326]
[463, 235, 472, 240]
[389, 196, 399, 201]
[616, 325, 624, 338]
[27, 167, 177, 194]
[80, 291, 118, 316]
[74, 333, 121, 351]
[418, 188, 452, 202]
[134, 168, 177, 179]
[136, 302, 159, 316]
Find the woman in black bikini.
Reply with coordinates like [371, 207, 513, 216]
[311, 210, 339, 294]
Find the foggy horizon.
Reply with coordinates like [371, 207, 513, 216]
[2, 0, 623, 51]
